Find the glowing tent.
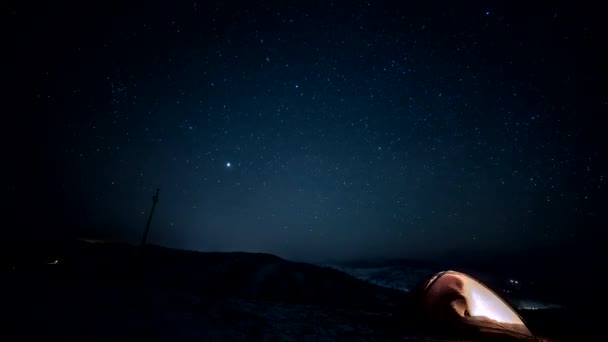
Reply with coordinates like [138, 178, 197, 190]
[414, 270, 540, 341]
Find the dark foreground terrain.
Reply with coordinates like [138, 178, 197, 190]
[2, 240, 580, 341]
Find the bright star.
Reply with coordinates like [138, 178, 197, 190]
[226, 162, 231, 168]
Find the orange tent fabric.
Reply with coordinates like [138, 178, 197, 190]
[415, 270, 539, 341]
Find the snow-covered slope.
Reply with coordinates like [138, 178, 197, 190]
[322, 264, 433, 293]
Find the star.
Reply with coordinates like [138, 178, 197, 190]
[226, 162, 231, 168]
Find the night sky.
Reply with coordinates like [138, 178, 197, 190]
[5, 1, 606, 262]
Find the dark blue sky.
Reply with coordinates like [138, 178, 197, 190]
[5, 0, 605, 262]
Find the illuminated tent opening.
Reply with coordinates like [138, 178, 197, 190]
[414, 270, 540, 341]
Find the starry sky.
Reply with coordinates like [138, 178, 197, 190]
[5, 0, 606, 262]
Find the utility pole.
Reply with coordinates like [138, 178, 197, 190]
[140, 188, 160, 247]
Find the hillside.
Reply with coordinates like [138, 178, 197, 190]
[2, 239, 576, 341]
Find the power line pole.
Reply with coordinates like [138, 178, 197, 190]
[140, 188, 160, 247]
